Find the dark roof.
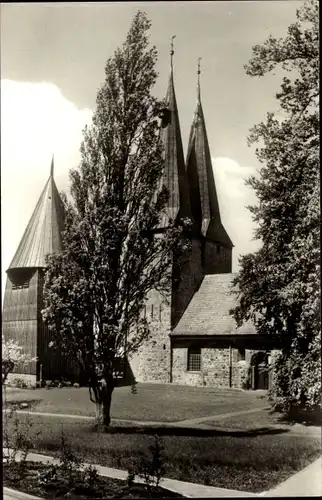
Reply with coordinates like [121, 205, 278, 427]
[186, 84, 233, 248]
[172, 273, 256, 336]
[158, 66, 192, 227]
[8, 166, 65, 270]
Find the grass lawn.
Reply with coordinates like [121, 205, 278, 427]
[206, 408, 290, 429]
[3, 383, 268, 422]
[4, 413, 321, 493]
[206, 408, 322, 431]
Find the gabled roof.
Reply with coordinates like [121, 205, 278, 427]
[186, 73, 233, 248]
[158, 60, 192, 227]
[8, 159, 65, 270]
[172, 273, 256, 336]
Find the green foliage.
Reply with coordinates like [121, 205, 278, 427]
[2, 388, 40, 471]
[231, 0, 320, 414]
[128, 434, 167, 492]
[42, 11, 186, 426]
[12, 378, 29, 389]
[37, 464, 59, 487]
[131, 378, 138, 394]
[2, 334, 36, 384]
[37, 430, 101, 495]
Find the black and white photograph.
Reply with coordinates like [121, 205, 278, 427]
[1, 1, 320, 499]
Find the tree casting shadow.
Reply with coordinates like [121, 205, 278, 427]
[89, 423, 289, 438]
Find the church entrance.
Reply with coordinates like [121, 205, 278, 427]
[250, 351, 270, 390]
[254, 362, 269, 390]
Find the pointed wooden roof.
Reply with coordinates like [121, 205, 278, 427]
[186, 65, 233, 247]
[158, 44, 192, 227]
[8, 158, 65, 270]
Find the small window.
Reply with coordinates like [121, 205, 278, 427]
[187, 346, 201, 371]
[12, 280, 30, 290]
[216, 244, 221, 254]
[9, 270, 33, 290]
[237, 347, 246, 361]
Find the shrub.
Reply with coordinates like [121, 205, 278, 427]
[129, 435, 167, 492]
[37, 463, 58, 487]
[3, 398, 40, 472]
[2, 334, 37, 384]
[12, 378, 28, 389]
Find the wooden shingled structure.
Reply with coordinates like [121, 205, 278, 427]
[186, 62, 233, 249]
[9, 159, 65, 270]
[2, 158, 78, 384]
[158, 37, 192, 228]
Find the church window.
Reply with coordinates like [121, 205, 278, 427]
[237, 347, 246, 361]
[187, 346, 201, 371]
[216, 244, 221, 254]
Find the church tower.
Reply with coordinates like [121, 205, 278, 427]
[2, 158, 73, 384]
[186, 60, 233, 273]
[135, 38, 203, 382]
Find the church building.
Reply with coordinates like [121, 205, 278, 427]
[130, 52, 282, 390]
[3, 51, 281, 390]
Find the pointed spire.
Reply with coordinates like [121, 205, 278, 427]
[170, 35, 176, 71]
[197, 57, 201, 103]
[50, 154, 54, 177]
[158, 36, 192, 227]
[186, 61, 233, 247]
[8, 166, 65, 271]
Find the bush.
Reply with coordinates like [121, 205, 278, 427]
[37, 463, 58, 487]
[37, 429, 101, 495]
[3, 399, 40, 471]
[12, 378, 28, 389]
[128, 435, 167, 492]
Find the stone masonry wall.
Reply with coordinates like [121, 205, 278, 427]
[172, 345, 255, 388]
[133, 232, 205, 384]
[134, 288, 172, 384]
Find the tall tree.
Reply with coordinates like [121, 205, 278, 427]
[231, 0, 320, 414]
[42, 11, 185, 428]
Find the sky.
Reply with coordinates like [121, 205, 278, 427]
[1, 1, 302, 299]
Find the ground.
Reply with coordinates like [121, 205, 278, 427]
[3, 383, 267, 421]
[4, 460, 182, 499]
[3, 383, 321, 494]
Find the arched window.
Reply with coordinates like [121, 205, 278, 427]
[187, 346, 201, 372]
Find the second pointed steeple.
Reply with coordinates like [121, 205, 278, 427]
[186, 60, 233, 248]
[159, 36, 192, 227]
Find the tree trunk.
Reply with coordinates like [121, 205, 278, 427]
[95, 385, 114, 430]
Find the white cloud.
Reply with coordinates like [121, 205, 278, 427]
[212, 157, 261, 271]
[1, 79, 93, 300]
